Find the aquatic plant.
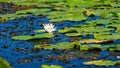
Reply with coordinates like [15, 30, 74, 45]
[35, 42, 72, 50]
[117, 56, 120, 59]
[12, 33, 55, 40]
[41, 64, 62, 68]
[0, 57, 11, 68]
[83, 60, 120, 66]
[43, 23, 57, 34]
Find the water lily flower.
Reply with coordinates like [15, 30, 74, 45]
[42, 23, 57, 34]
[117, 56, 120, 59]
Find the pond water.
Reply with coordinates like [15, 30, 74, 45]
[0, 1, 120, 68]
[0, 15, 120, 68]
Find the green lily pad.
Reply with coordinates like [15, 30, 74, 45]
[101, 45, 113, 50]
[48, 12, 87, 22]
[100, 12, 118, 19]
[114, 44, 120, 51]
[12, 35, 34, 40]
[107, 23, 120, 28]
[78, 26, 113, 33]
[79, 39, 107, 44]
[89, 44, 102, 48]
[83, 60, 117, 66]
[58, 26, 114, 35]
[16, 9, 51, 15]
[79, 45, 89, 51]
[65, 33, 80, 36]
[0, 13, 27, 21]
[72, 39, 117, 51]
[34, 33, 54, 38]
[58, 28, 78, 33]
[81, 27, 114, 33]
[34, 30, 46, 33]
[116, 27, 120, 32]
[108, 44, 120, 51]
[35, 42, 72, 50]
[0, 57, 11, 68]
[79, 44, 104, 51]
[85, 19, 113, 25]
[94, 33, 120, 40]
[41, 64, 62, 68]
[12, 33, 54, 40]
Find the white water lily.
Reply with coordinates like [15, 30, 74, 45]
[43, 23, 57, 34]
[117, 56, 120, 59]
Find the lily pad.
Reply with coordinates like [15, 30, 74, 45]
[83, 60, 103, 65]
[110, 44, 120, 51]
[41, 64, 62, 68]
[12, 35, 34, 40]
[79, 39, 108, 44]
[100, 12, 118, 19]
[16, 9, 51, 15]
[34, 33, 54, 38]
[12, 33, 54, 40]
[48, 12, 87, 22]
[107, 23, 120, 28]
[94, 33, 120, 40]
[58, 26, 114, 35]
[34, 30, 46, 33]
[0, 57, 11, 68]
[72, 40, 116, 51]
[116, 44, 120, 50]
[116, 27, 120, 32]
[85, 19, 113, 25]
[65, 33, 80, 36]
[58, 28, 78, 33]
[79, 45, 89, 51]
[35, 42, 72, 50]
[83, 60, 118, 66]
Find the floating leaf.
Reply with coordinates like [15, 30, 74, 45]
[100, 12, 118, 19]
[34, 29, 46, 33]
[89, 44, 102, 48]
[65, 33, 80, 36]
[41, 64, 62, 68]
[79, 45, 89, 51]
[94, 33, 120, 40]
[58, 28, 78, 33]
[101, 45, 113, 50]
[48, 12, 87, 22]
[72, 40, 116, 51]
[83, 60, 103, 65]
[12, 33, 54, 40]
[107, 23, 120, 28]
[110, 44, 120, 51]
[16, 9, 51, 15]
[85, 19, 113, 25]
[116, 44, 120, 50]
[116, 27, 120, 32]
[83, 60, 116, 66]
[0, 57, 11, 68]
[35, 42, 72, 50]
[79, 39, 108, 44]
[12, 35, 33, 40]
[34, 33, 54, 38]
